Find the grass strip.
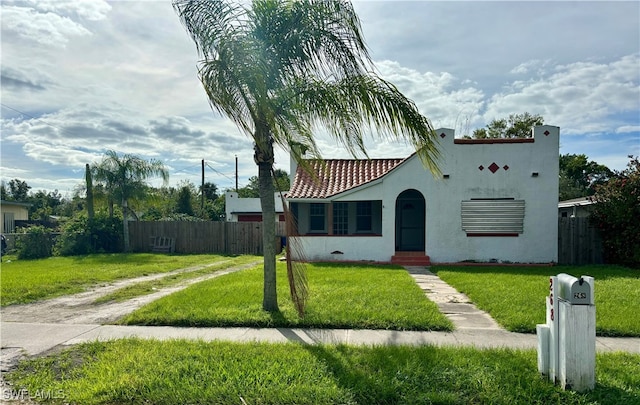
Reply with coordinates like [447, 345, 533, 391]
[120, 262, 454, 331]
[0, 254, 258, 306]
[92, 256, 260, 304]
[433, 265, 640, 336]
[6, 339, 639, 405]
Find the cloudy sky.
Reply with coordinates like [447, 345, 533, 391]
[1, 0, 639, 196]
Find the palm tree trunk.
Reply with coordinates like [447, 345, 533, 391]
[258, 161, 278, 312]
[122, 198, 130, 253]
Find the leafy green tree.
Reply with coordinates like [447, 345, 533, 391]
[176, 183, 196, 216]
[28, 189, 64, 220]
[238, 169, 290, 198]
[590, 156, 639, 268]
[0, 182, 8, 200]
[559, 154, 612, 200]
[7, 179, 31, 201]
[174, 0, 439, 312]
[201, 182, 219, 201]
[86, 163, 95, 221]
[472, 113, 544, 139]
[92, 150, 169, 252]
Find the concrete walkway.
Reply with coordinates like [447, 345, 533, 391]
[2, 266, 639, 373]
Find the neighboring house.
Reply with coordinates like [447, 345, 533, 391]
[287, 125, 560, 264]
[225, 191, 286, 222]
[558, 197, 594, 218]
[0, 200, 31, 233]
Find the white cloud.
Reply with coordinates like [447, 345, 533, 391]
[616, 126, 640, 134]
[0, 0, 110, 48]
[485, 54, 640, 135]
[375, 60, 485, 134]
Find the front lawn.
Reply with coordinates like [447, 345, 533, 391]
[0, 254, 258, 306]
[6, 339, 639, 404]
[120, 262, 454, 331]
[433, 265, 640, 337]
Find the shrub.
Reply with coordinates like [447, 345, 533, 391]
[54, 213, 122, 256]
[590, 156, 640, 268]
[15, 225, 52, 259]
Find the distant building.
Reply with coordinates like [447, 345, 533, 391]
[558, 196, 595, 218]
[0, 200, 32, 233]
[225, 191, 286, 222]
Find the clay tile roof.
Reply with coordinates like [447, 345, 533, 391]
[288, 158, 406, 199]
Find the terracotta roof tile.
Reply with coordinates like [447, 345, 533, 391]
[288, 158, 406, 199]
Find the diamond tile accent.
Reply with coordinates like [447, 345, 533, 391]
[440, 132, 447, 138]
[478, 165, 484, 171]
[544, 130, 550, 136]
[503, 165, 510, 171]
[488, 162, 500, 173]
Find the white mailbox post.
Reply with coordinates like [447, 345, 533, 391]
[537, 273, 595, 392]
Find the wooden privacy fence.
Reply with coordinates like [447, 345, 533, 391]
[557, 217, 603, 265]
[129, 221, 286, 255]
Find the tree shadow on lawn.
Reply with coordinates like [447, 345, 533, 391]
[431, 264, 638, 280]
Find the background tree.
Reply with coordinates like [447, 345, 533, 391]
[0, 182, 8, 200]
[559, 153, 612, 200]
[85, 163, 95, 221]
[201, 182, 219, 201]
[176, 181, 197, 216]
[92, 150, 169, 252]
[29, 190, 63, 221]
[590, 156, 639, 268]
[174, 0, 440, 312]
[6, 179, 31, 201]
[238, 169, 290, 198]
[471, 113, 544, 139]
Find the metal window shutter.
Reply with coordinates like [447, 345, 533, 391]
[461, 200, 525, 233]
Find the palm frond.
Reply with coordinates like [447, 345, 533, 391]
[274, 174, 308, 318]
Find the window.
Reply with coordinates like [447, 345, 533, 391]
[333, 202, 348, 235]
[461, 199, 524, 236]
[309, 203, 326, 232]
[356, 201, 372, 232]
[3, 213, 15, 233]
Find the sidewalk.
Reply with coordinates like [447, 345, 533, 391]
[2, 266, 639, 372]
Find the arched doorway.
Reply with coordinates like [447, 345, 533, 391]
[395, 189, 425, 251]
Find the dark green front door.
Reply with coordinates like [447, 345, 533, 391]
[395, 189, 425, 251]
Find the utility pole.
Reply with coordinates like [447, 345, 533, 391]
[235, 155, 238, 192]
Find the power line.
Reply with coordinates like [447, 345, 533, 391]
[1, 103, 71, 136]
[205, 162, 236, 183]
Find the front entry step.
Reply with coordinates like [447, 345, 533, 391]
[391, 251, 431, 266]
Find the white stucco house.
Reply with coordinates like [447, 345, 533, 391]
[286, 125, 560, 265]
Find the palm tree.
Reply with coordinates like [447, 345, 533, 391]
[92, 150, 169, 252]
[173, 0, 440, 312]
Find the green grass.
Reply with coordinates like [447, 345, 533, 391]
[6, 339, 639, 404]
[120, 262, 454, 331]
[433, 265, 640, 337]
[92, 256, 260, 304]
[0, 254, 259, 306]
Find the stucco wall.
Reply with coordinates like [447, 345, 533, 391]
[290, 125, 559, 264]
